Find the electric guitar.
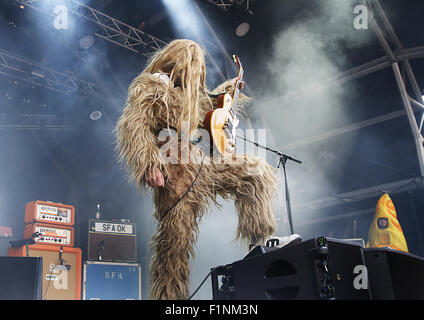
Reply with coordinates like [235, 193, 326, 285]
[203, 54, 244, 154]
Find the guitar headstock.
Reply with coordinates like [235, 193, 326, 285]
[232, 54, 244, 85]
[232, 54, 243, 71]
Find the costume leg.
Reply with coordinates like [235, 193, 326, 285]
[148, 153, 277, 299]
[149, 164, 207, 300]
[211, 153, 277, 246]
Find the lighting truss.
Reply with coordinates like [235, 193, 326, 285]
[264, 0, 424, 178]
[206, 0, 254, 15]
[0, 114, 71, 129]
[294, 176, 424, 213]
[0, 49, 108, 98]
[14, 0, 168, 55]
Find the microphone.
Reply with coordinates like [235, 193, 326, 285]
[31, 232, 42, 239]
[57, 246, 71, 270]
[9, 231, 42, 248]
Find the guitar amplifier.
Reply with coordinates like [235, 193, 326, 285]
[24, 223, 74, 247]
[25, 200, 75, 226]
[211, 237, 371, 300]
[87, 220, 137, 262]
[8, 244, 82, 300]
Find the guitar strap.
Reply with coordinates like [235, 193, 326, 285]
[206, 91, 226, 99]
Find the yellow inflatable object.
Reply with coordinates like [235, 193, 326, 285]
[366, 193, 408, 252]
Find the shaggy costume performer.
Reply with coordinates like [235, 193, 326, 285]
[115, 39, 278, 300]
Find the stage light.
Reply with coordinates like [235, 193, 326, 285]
[90, 111, 102, 121]
[235, 22, 250, 37]
[31, 70, 46, 79]
[79, 35, 94, 49]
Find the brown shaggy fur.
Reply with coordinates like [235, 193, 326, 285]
[114, 39, 277, 300]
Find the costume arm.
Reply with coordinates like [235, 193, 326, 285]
[115, 77, 169, 189]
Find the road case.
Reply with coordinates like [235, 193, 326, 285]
[83, 261, 141, 300]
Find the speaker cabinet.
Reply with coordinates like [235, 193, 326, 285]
[212, 237, 370, 300]
[364, 248, 424, 299]
[0, 256, 43, 300]
[8, 244, 82, 300]
[88, 220, 137, 262]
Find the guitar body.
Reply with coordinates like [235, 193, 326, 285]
[203, 93, 234, 154]
[203, 55, 244, 155]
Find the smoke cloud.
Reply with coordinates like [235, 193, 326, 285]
[252, 0, 374, 238]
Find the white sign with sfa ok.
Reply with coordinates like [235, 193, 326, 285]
[95, 222, 133, 234]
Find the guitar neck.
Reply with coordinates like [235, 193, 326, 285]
[231, 68, 244, 114]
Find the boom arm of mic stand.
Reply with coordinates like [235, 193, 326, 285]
[237, 135, 302, 235]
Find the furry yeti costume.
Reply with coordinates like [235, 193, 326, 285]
[115, 39, 277, 300]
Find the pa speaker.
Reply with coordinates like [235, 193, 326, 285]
[364, 248, 424, 299]
[211, 237, 371, 300]
[0, 256, 43, 300]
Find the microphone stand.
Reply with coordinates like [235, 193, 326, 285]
[9, 232, 42, 256]
[98, 238, 109, 261]
[237, 135, 302, 235]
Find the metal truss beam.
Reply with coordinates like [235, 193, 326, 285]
[276, 94, 424, 152]
[372, 0, 424, 136]
[266, 3, 424, 174]
[206, 0, 254, 15]
[293, 176, 424, 213]
[295, 208, 374, 227]
[278, 109, 406, 151]
[0, 49, 108, 98]
[362, 0, 424, 176]
[266, 45, 424, 113]
[0, 114, 71, 129]
[14, 0, 167, 55]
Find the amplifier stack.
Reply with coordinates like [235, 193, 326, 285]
[8, 200, 82, 300]
[23, 200, 76, 247]
[83, 218, 141, 300]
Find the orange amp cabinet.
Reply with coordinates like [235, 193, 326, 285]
[24, 223, 75, 247]
[8, 244, 82, 300]
[25, 201, 75, 226]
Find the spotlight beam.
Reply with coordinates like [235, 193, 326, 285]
[14, 0, 167, 55]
